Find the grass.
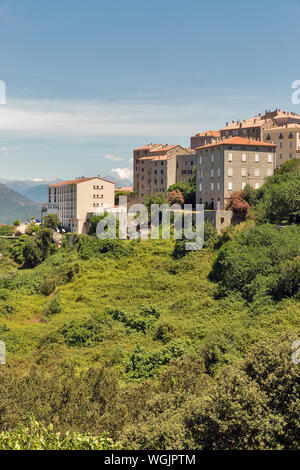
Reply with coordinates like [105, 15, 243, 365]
[0, 237, 299, 379]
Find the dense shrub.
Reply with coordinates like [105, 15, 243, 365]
[210, 224, 300, 301]
[77, 236, 134, 260]
[0, 419, 115, 450]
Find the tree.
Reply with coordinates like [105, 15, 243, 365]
[22, 228, 56, 267]
[227, 191, 250, 223]
[13, 220, 20, 227]
[254, 159, 300, 224]
[42, 214, 61, 230]
[167, 189, 184, 206]
[168, 180, 195, 205]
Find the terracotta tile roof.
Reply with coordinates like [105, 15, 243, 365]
[196, 136, 277, 150]
[49, 176, 115, 187]
[194, 130, 221, 137]
[149, 144, 178, 154]
[115, 186, 133, 192]
[134, 144, 162, 150]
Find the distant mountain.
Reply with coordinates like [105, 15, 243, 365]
[0, 184, 42, 224]
[0, 179, 62, 203]
[22, 184, 49, 203]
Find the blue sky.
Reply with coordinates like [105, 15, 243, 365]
[0, 0, 299, 182]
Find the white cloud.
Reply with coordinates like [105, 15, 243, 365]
[0, 97, 211, 140]
[111, 167, 133, 180]
[104, 153, 124, 162]
[32, 178, 44, 182]
[1, 145, 11, 157]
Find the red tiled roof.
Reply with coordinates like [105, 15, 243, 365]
[194, 130, 221, 137]
[196, 136, 277, 150]
[49, 177, 115, 187]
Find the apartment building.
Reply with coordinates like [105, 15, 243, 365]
[176, 151, 196, 185]
[220, 109, 300, 143]
[133, 144, 192, 199]
[196, 136, 276, 210]
[263, 124, 300, 166]
[190, 130, 220, 149]
[47, 176, 115, 233]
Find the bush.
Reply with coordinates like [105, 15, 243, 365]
[77, 237, 133, 260]
[40, 277, 56, 296]
[43, 291, 62, 315]
[0, 418, 115, 450]
[210, 224, 300, 301]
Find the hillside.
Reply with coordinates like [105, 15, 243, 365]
[0, 160, 299, 450]
[0, 183, 41, 224]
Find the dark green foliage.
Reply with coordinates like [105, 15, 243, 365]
[210, 223, 300, 301]
[110, 306, 160, 334]
[255, 159, 300, 224]
[23, 228, 57, 267]
[40, 277, 56, 296]
[153, 322, 176, 344]
[77, 236, 134, 260]
[42, 214, 61, 229]
[43, 291, 62, 315]
[57, 314, 107, 346]
[124, 339, 191, 381]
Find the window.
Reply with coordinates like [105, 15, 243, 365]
[217, 182, 220, 191]
[217, 168, 220, 177]
[280, 153, 283, 159]
[289, 153, 293, 159]
[242, 153, 246, 161]
[290, 142, 293, 149]
[289, 132, 293, 138]
[228, 153, 233, 162]
[211, 154, 214, 163]
[241, 167, 246, 177]
[211, 182, 214, 191]
[255, 168, 260, 177]
[211, 169, 214, 177]
[200, 170, 203, 178]
[228, 167, 233, 177]
[199, 183, 202, 191]
[280, 142, 283, 148]
[199, 156, 202, 164]
[255, 182, 259, 189]
[228, 181, 232, 190]
[267, 168, 273, 176]
[255, 154, 260, 162]
[268, 154, 272, 163]
[242, 182, 246, 190]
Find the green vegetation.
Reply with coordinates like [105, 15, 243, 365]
[0, 160, 299, 449]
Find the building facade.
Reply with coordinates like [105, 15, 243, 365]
[47, 176, 115, 233]
[263, 124, 300, 167]
[220, 109, 300, 143]
[190, 130, 220, 149]
[176, 151, 196, 185]
[133, 144, 193, 200]
[196, 136, 276, 210]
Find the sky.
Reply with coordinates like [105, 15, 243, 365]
[0, 0, 299, 182]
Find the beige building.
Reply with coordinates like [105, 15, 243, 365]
[220, 109, 300, 143]
[263, 124, 300, 166]
[176, 151, 196, 185]
[47, 176, 115, 233]
[191, 130, 220, 149]
[133, 144, 192, 200]
[196, 136, 276, 210]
